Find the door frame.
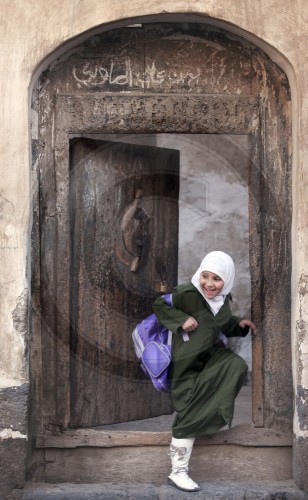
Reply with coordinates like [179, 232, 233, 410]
[29, 33, 293, 453]
[34, 93, 265, 430]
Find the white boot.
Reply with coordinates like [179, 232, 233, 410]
[168, 437, 200, 492]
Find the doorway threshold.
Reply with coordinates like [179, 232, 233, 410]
[36, 387, 292, 449]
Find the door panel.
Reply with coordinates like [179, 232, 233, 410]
[69, 138, 179, 427]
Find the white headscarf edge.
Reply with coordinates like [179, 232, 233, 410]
[191, 251, 235, 299]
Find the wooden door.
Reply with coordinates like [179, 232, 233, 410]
[69, 138, 179, 427]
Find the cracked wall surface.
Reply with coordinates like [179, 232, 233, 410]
[0, 385, 28, 499]
[295, 271, 308, 483]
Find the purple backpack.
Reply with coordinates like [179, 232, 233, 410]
[132, 294, 173, 393]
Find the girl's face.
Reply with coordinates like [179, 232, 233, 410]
[199, 271, 224, 299]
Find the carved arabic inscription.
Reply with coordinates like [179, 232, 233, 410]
[72, 58, 201, 89]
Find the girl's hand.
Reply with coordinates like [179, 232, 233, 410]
[182, 317, 199, 332]
[239, 319, 257, 335]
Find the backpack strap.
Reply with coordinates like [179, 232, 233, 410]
[162, 293, 173, 307]
[167, 329, 173, 346]
[162, 292, 190, 343]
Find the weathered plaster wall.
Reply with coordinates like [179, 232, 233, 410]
[0, 0, 308, 494]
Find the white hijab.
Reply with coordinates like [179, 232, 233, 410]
[191, 251, 235, 315]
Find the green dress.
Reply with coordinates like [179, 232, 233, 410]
[152, 284, 249, 439]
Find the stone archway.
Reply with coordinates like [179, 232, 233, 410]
[29, 20, 292, 483]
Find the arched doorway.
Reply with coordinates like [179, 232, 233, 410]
[29, 21, 292, 483]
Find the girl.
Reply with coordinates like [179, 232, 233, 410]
[153, 251, 256, 492]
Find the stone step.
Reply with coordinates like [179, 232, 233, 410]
[35, 425, 293, 485]
[22, 480, 308, 499]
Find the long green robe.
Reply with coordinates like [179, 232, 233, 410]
[152, 284, 249, 438]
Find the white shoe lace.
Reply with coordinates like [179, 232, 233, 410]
[169, 469, 200, 491]
[175, 465, 189, 472]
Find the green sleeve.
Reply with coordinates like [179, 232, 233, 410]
[223, 315, 250, 338]
[152, 292, 190, 335]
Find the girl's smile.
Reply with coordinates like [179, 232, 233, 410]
[199, 271, 224, 299]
